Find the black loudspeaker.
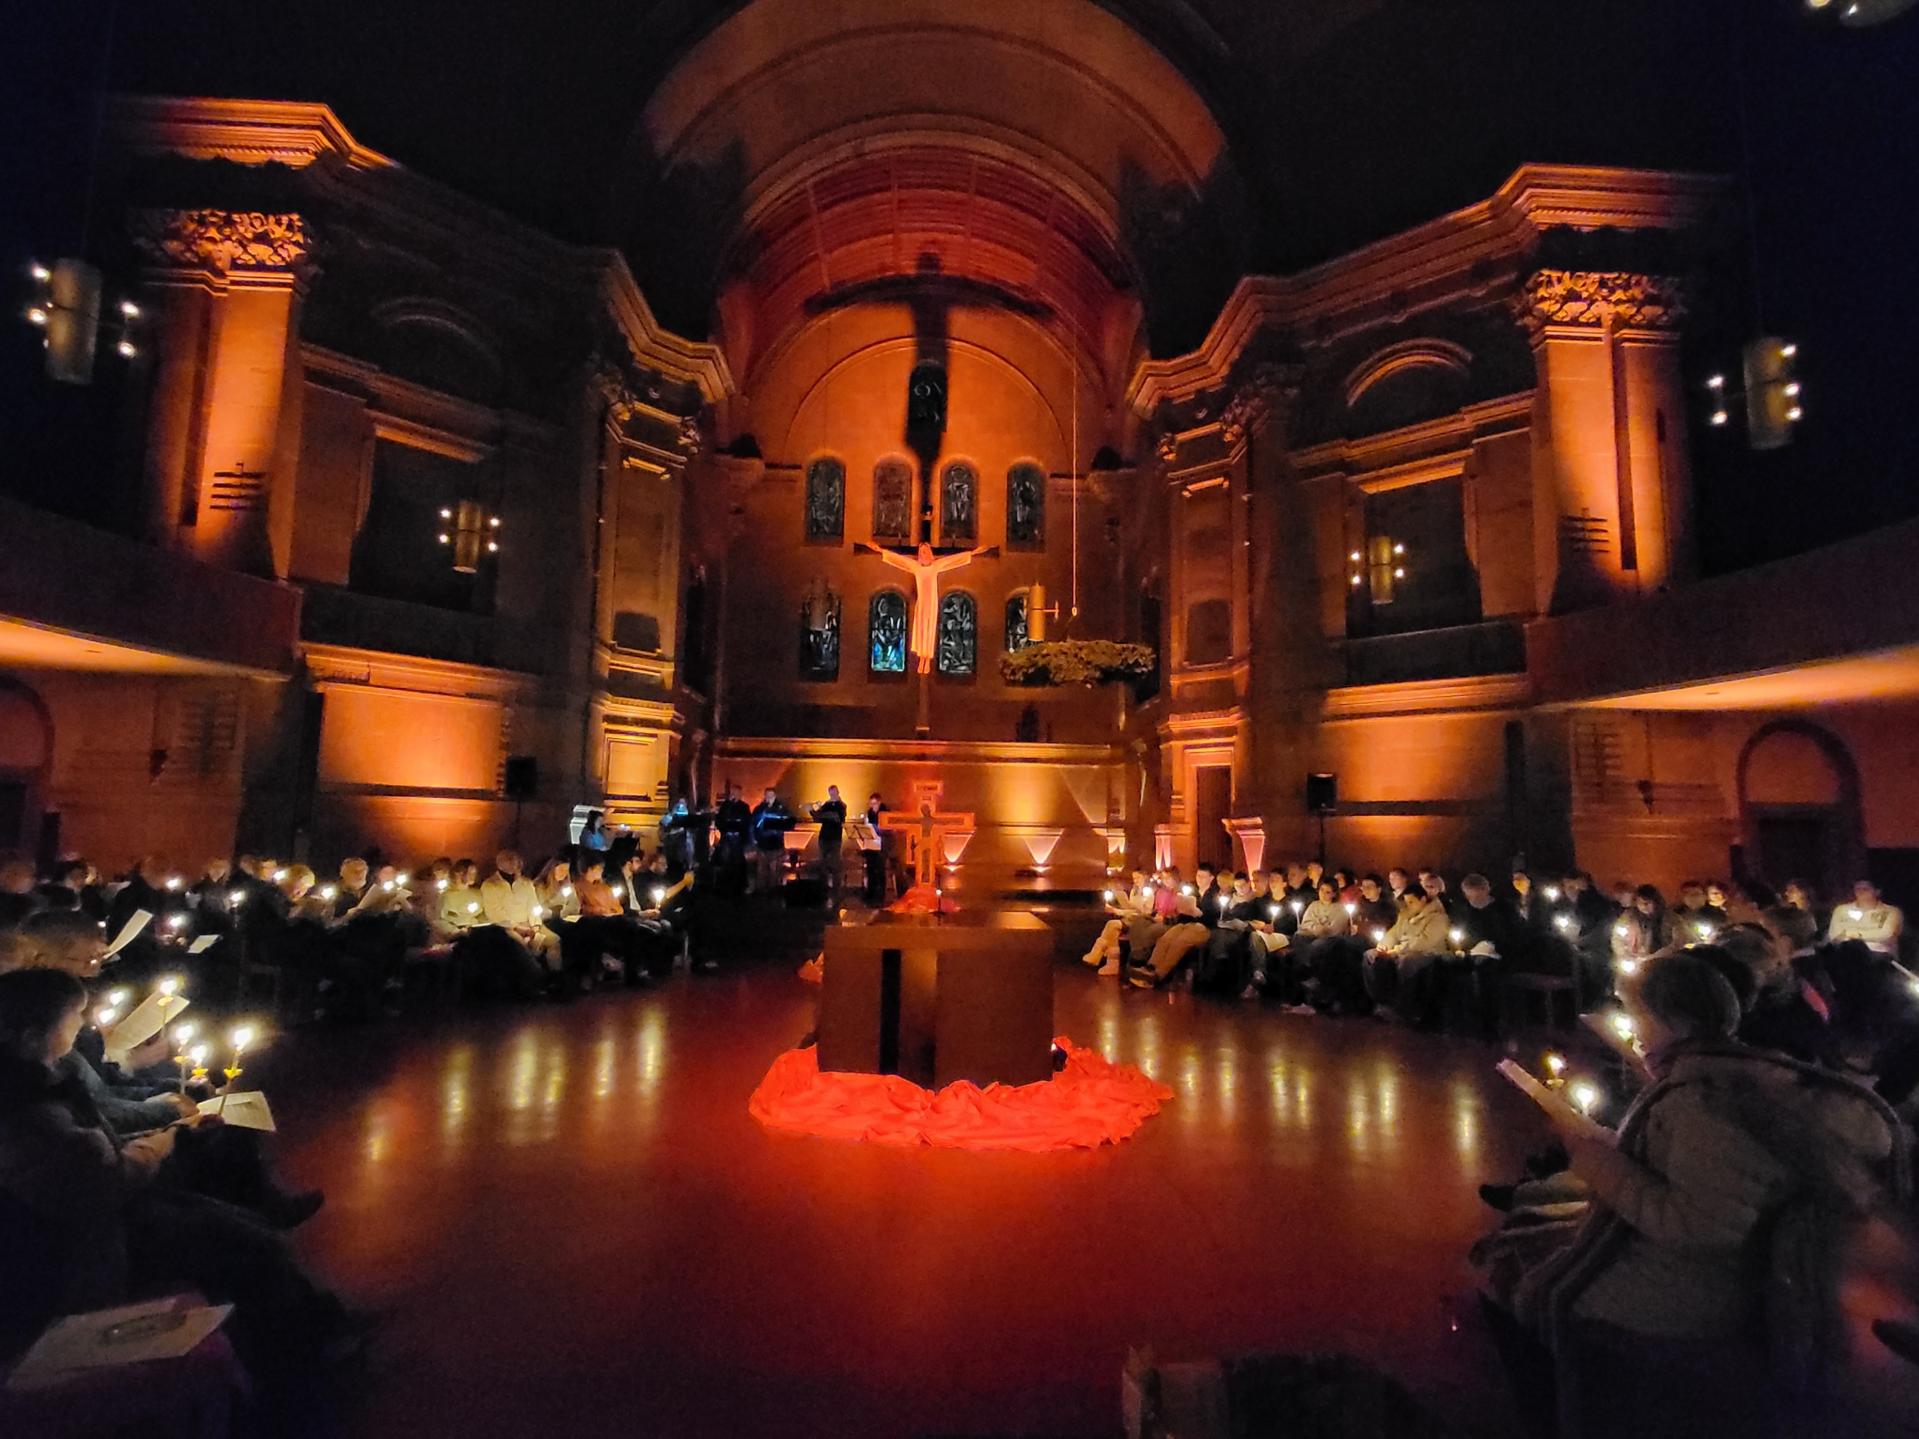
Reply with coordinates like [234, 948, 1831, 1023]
[503, 755, 539, 800]
[1305, 772, 1338, 815]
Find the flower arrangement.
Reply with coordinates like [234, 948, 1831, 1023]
[999, 639, 1157, 687]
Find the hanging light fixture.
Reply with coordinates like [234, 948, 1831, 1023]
[437, 500, 502, 573]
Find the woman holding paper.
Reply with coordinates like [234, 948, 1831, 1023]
[1483, 951, 1908, 1435]
[0, 970, 367, 1381]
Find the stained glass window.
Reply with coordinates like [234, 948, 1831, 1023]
[872, 458, 913, 544]
[797, 586, 840, 681]
[937, 591, 976, 676]
[869, 589, 907, 674]
[939, 460, 977, 545]
[1006, 461, 1045, 548]
[804, 455, 844, 544]
[1004, 592, 1029, 652]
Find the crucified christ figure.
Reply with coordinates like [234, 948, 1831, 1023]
[856, 540, 998, 673]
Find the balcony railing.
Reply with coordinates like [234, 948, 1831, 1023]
[1337, 617, 1526, 688]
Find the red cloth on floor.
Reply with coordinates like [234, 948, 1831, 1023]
[889, 883, 955, 915]
[749, 1037, 1171, 1151]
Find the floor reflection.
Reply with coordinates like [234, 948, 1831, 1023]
[273, 951, 1544, 1439]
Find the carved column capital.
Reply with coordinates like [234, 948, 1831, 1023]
[1516, 269, 1688, 337]
[130, 209, 314, 275]
[676, 412, 704, 458]
[1220, 362, 1302, 447]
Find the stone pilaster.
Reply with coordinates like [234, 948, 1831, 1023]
[131, 209, 316, 576]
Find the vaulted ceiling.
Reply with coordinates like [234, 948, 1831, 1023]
[632, 0, 1236, 391]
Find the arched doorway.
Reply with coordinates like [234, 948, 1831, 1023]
[1736, 720, 1864, 899]
[0, 677, 54, 856]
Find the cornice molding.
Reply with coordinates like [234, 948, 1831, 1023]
[1127, 164, 1728, 414]
[108, 96, 393, 171]
[1320, 672, 1533, 721]
[300, 642, 537, 699]
[713, 736, 1118, 765]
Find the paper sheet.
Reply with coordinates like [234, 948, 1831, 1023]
[104, 992, 192, 1065]
[186, 934, 219, 955]
[6, 1297, 231, 1389]
[200, 1090, 275, 1132]
[102, 909, 152, 958]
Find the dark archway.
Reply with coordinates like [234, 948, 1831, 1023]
[1735, 718, 1865, 899]
[0, 675, 55, 858]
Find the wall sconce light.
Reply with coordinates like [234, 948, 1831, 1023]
[438, 499, 502, 572]
[22, 258, 144, 383]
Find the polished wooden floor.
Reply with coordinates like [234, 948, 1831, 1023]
[261, 914, 1560, 1437]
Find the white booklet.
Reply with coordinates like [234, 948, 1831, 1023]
[102, 909, 152, 959]
[103, 993, 192, 1067]
[187, 935, 219, 955]
[200, 1090, 276, 1132]
[5, 1297, 232, 1389]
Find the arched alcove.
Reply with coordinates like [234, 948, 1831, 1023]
[1736, 719, 1865, 897]
[0, 677, 54, 853]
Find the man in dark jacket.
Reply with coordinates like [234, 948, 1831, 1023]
[749, 788, 795, 895]
[809, 786, 848, 904]
[712, 784, 753, 894]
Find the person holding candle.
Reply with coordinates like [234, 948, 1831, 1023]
[1360, 887, 1452, 1024]
[1081, 868, 1154, 974]
[0, 968, 363, 1387]
[1826, 878, 1903, 955]
[1128, 863, 1221, 988]
[1476, 949, 1907, 1437]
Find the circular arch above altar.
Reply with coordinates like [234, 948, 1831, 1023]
[631, 0, 1239, 392]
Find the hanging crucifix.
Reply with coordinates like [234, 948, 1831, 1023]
[853, 539, 997, 675]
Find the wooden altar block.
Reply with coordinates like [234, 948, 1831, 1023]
[818, 911, 1055, 1088]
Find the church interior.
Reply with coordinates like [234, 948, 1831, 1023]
[5, 2, 1919, 1436]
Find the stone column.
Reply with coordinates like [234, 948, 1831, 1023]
[1517, 270, 1692, 614]
[131, 209, 315, 577]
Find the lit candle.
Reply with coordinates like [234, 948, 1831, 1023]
[1554, 914, 1573, 932]
[561, 884, 574, 899]
[1544, 1052, 1566, 1086]
[1694, 922, 1714, 941]
[155, 976, 181, 1032]
[165, 876, 183, 892]
[466, 901, 480, 915]
[1543, 886, 1561, 903]
[437, 878, 450, 892]
[1848, 906, 1864, 921]
[1609, 1012, 1636, 1042]
[1181, 884, 1194, 897]
[272, 868, 289, 883]
[396, 872, 411, 887]
[380, 880, 395, 893]
[172, 1023, 197, 1093]
[1570, 1080, 1600, 1115]
[167, 913, 189, 931]
[1449, 927, 1465, 946]
[1103, 889, 1115, 903]
[1618, 957, 1639, 975]
[1614, 921, 1629, 938]
[188, 1043, 209, 1087]
[96, 1005, 119, 1028]
[1267, 903, 1279, 920]
[1343, 902, 1357, 917]
[218, 1026, 254, 1114]
[610, 884, 625, 900]
[108, 988, 128, 1008]
[651, 887, 667, 907]
[532, 904, 545, 920]
[228, 888, 247, 907]
[1289, 899, 1303, 915]
[320, 884, 338, 901]
[1372, 928, 1388, 944]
